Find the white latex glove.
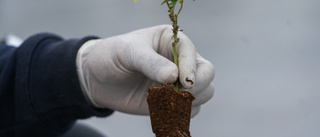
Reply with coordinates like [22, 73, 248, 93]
[76, 25, 215, 117]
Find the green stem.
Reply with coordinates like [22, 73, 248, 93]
[173, 30, 179, 92]
[166, 1, 182, 92]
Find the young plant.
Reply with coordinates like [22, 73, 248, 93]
[135, 0, 195, 92]
[135, 1, 197, 136]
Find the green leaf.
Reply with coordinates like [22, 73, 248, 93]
[161, 1, 166, 5]
[134, 0, 138, 2]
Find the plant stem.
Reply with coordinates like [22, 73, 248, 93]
[166, 1, 183, 92]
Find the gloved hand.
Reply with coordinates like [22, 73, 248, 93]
[76, 25, 215, 117]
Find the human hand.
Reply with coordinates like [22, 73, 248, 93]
[76, 25, 215, 117]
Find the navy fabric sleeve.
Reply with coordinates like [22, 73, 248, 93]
[0, 33, 114, 137]
[0, 45, 17, 136]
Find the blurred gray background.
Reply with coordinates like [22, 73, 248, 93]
[1, 0, 320, 137]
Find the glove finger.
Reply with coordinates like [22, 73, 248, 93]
[159, 26, 197, 89]
[187, 53, 215, 95]
[131, 47, 179, 84]
[192, 83, 215, 106]
[191, 105, 201, 118]
[177, 32, 197, 89]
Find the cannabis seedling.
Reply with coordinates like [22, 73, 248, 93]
[135, 0, 195, 92]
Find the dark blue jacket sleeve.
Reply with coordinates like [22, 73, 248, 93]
[0, 33, 114, 137]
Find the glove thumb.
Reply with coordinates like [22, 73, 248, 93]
[131, 48, 178, 84]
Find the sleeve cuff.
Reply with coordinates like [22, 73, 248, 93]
[14, 33, 113, 135]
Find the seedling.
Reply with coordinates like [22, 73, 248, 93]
[135, 1, 196, 136]
[135, 0, 195, 92]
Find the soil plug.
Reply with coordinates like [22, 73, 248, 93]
[147, 84, 195, 137]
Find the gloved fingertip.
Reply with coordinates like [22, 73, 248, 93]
[192, 83, 215, 106]
[191, 105, 201, 118]
[156, 64, 178, 84]
[180, 71, 195, 89]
